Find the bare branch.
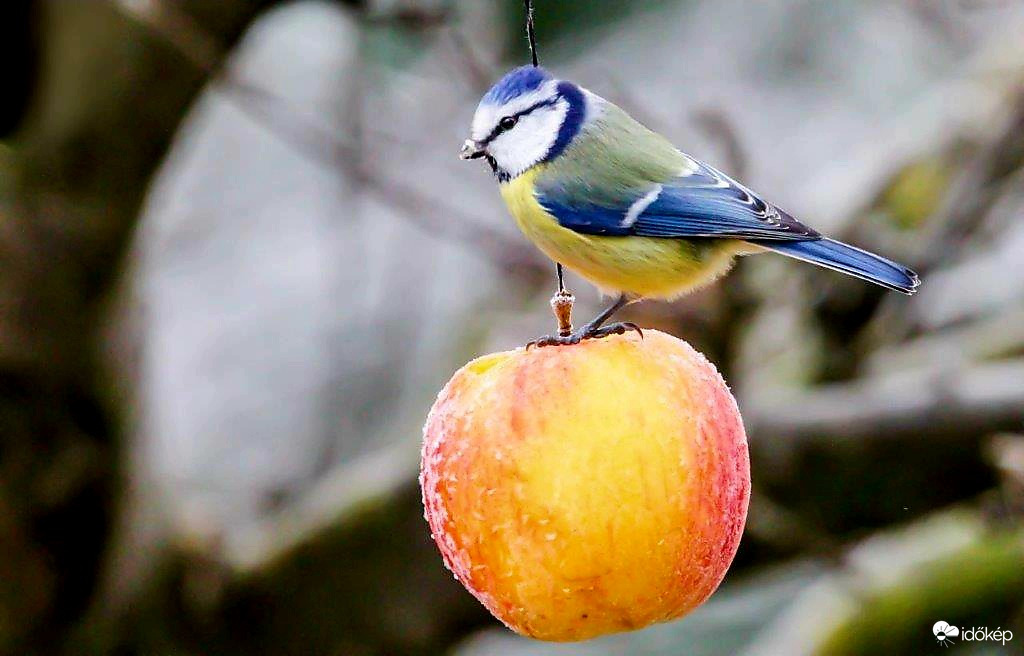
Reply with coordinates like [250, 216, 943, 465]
[691, 108, 748, 180]
[746, 358, 1024, 445]
[115, 0, 220, 73]
[226, 78, 544, 275]
[445, 28, 493, 93]
[914, 89, 1024, 270]
[112, 0, 545, 280]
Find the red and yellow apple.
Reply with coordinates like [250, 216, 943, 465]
[420, 330, 749, 641]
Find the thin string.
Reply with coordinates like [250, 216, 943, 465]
[524, 0, 564, 292]
[524, 0, 539, 67]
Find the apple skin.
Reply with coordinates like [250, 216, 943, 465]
[420, 330, 749, 641]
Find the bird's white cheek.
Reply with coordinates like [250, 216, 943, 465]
[488, 103, 567, 178]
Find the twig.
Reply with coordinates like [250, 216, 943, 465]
[691, 108, 748, 180]
[746, 358, 1024, 445]
[232, 78, 545, 275]
[865, 306, 1024, 376]
[445, 28, 492, 93]
[114, 0, 220, 73]
[114, 0, 546, 281]
[362, 5, 451, 29]
[914, 89, 1024, 270]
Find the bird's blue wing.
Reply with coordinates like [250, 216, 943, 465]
[536, 159, 818, 241]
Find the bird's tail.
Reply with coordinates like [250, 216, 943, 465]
[758, 238, 920, 294]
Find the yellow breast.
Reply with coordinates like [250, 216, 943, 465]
[499, 167, 744, 299]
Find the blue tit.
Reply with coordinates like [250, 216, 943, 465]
[460, 66, 919, 345]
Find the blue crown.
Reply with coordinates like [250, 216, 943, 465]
[482, 65, 553, 105]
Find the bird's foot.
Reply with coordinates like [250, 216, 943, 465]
[589, 321, 643, 341]
[526, 333, 582, 349]
[526, 322, 642, 349]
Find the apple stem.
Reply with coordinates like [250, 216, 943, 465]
[550, 290, 575, 337]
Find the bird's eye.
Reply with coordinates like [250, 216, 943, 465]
[499, 116, 518, 131]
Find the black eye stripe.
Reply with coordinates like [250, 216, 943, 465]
[481, 97, 560, 145]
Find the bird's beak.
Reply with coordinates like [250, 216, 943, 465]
[460, 139, 486, 160]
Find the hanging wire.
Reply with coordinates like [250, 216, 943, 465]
[524, 0, 539, 67]
[524, 1, 565, 292]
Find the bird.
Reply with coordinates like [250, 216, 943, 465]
[460, 66, 920, 346]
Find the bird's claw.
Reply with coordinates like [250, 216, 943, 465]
[526, 333, 582, 349]
[526, 322, 643, 349]
[589, 321, 643, 340]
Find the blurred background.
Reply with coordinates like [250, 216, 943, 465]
[2, 0, 1024, 654]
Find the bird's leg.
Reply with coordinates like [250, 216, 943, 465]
[528, 293, 642, 348]
[578, 294, 631, 334]
[576, 294, 643, 341]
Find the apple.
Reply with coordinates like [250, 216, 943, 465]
[421, 330, 749, 641]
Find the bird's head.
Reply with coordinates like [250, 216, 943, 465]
[461, 66, 585, 182]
